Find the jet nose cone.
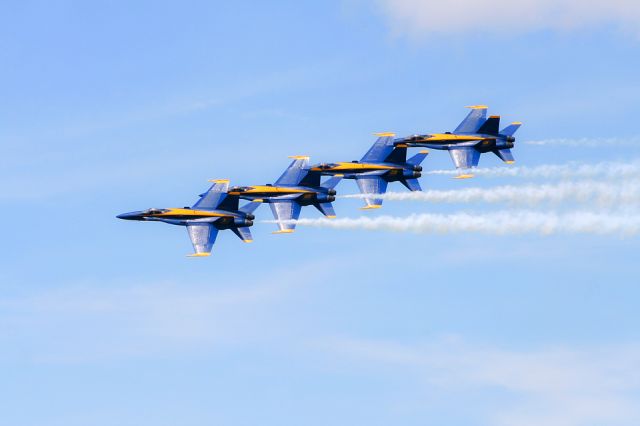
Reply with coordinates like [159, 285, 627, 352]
[117, 212, 138, 220]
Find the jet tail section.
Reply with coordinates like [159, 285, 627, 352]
[232, 226, 253, 243]
[314, 202, 336, 218]
[239, 200, 262, 215]
[477, 116, 500, 136]
[400, 178, 422, 191]
[492, 148, 515, 164]
[321, 176, 342, 190]
[407, 150, 429, 167]
[500, 122, 522, 137]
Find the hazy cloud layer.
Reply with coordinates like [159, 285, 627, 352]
[316, 336, 640, 426]
[377, 0, 640, 37]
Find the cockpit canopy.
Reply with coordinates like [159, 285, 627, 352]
[316, 163, 339, 170]
[142, 208, 169, 215]
[229, 186, 254, 192]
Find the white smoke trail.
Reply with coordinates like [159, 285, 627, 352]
[277, 211, 640, 236]
[525, 137, 640, 146]
[426, 160, 640, 179]
[339, 181, 640, 206]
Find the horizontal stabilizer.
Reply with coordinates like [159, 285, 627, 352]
[407, 150, 429, 166]
[477, 115, 500, 136]
[322, 176, 343, 190]
[239, 200, 262, 215]
[401, 178, 422, 192]
[500, 122, 522, 137]
[232, 226, 253, 242]
[314, 202, 336, 218]
[492, 148, 515, 164]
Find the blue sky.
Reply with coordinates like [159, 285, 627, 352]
[1, 1, 640, 425]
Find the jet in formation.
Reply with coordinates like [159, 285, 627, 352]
[227, 156, 341, 233]
[310, 133, 429, 209]
[396, 106, 521, 178]
[118, 106, 521, 255]
[117, 180, 260, 256]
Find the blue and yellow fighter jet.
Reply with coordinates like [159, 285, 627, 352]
[397, 106, 522, 178]
[117, 180, 260, 257]
[227, 156, 341, 234]
[309, 133, 429, 209]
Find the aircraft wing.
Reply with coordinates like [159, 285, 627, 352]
[186, 223, 219, 256]
[454, 105, 488, 133]
[356, 176, 388, 209]
[275, 156, 310, 186]
[193, 180, 236, 210]
[360, 134, 396, 162]
[270, 201, 302, 233]
[449, 146, 481, 170]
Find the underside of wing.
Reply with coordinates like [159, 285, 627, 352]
[448, 147, 481, 171]
[356, 176, 388, 209]
[269, 201, 302, 233]
[186, 223, 219, 256]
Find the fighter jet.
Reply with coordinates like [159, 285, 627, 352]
[309, 133, 429, 209]
[397, 106, 522, 178]
[227, 156, 341, 234]
[117, 179, 260, 257]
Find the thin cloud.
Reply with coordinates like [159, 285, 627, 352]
[314, 336, 640, 426]
[377, 0, 640, 37]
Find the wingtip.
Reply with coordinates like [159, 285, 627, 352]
[505, 160, 515, 165]
[243, 239, 254, 243]
[188, 252, 211, 257]
[374, 132, 396, 137]
[272, 229, 295, 234]
[208, 179, 230, 183]
[360, 205, 382, 210]
[288, 155, 310, 160]
[453, 174, 475, 179]
[465, 105, 488, 109]
[325, 215, 337, 219]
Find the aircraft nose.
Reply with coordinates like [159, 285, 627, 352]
[117, 212, 138, 220]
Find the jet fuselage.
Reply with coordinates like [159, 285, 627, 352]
[399, 133, 515, 153]
[117, 207, 253, 228]
[228, 184, 336, 205]
[310, 161, 421, 181]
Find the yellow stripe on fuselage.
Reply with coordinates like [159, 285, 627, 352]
[424, 134, 486, 142]
[148, 208, 232, 219]
[228, 185, 314, 196]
